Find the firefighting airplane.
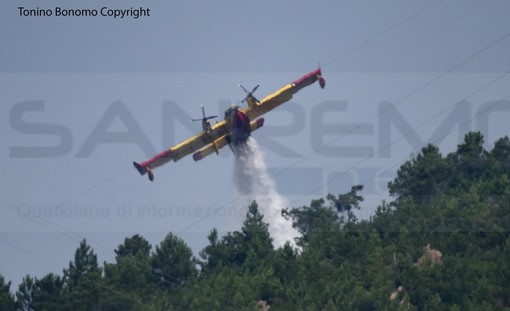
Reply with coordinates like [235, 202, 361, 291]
[133, 68, 325, 181]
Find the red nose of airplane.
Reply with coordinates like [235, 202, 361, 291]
[231, 110, 251, 145]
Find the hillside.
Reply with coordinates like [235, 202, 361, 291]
[1, 131, 510, 310]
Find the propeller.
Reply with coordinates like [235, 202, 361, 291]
[240, 83, 260, 103]
[191, 105, 217, 122]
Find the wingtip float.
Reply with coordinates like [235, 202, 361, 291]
[133, 67, 325, 182]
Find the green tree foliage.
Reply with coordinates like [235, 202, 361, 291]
[388, 144, 448, 205]
[283, 198, 340, 240]
[104, 234, 153, 295]
[114, 234, 151, 259]
[0, 275, 15, 311]
[327, 184, 364, 223]
[63, 239, 101, 291]
[151, 232, 196, 289]
[15, 275, 34, 311]
[62, 239, 104, 310]
[199, 202, 273, 273]
[62, 239, 142, 310]
[4, 132, 510, 309]
[32, 273, 64, 311]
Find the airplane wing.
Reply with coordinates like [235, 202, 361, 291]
[134, 68, 325, 181]
[244, 68, 325, 120]
[193, 117, 265, 162]
[133, 121, 228, 181]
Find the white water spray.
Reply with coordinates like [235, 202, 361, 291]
[232, 137, 301, 249]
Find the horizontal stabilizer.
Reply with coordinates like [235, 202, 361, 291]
[133, 162, 147, 176]
[133, 162, 154, 182]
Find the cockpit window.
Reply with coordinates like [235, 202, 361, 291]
[224, 105, 239, 118]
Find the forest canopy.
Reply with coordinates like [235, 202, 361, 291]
[2, 132, 510, 310]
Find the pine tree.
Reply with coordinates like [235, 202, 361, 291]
[242, 201, 273, 259]
[151, 232, 196, 289]
[388, 144, 448, 205]
[63, 239, 101, 291]
[32, 273, 64, 311]
[327, 184, 364, 223]
[105, 234, 153, 293]
[0, 275, 15, 311]
[62, 239, 103, 310]
[114, 234, 151, 259]
[15, 275, 34, 311]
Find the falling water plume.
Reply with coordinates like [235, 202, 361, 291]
[232, 137, 300, 249]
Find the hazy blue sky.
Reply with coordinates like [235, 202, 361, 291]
[1, 0, 510, 289]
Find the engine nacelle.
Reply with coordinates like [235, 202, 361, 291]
[250, 118, 264, 132]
